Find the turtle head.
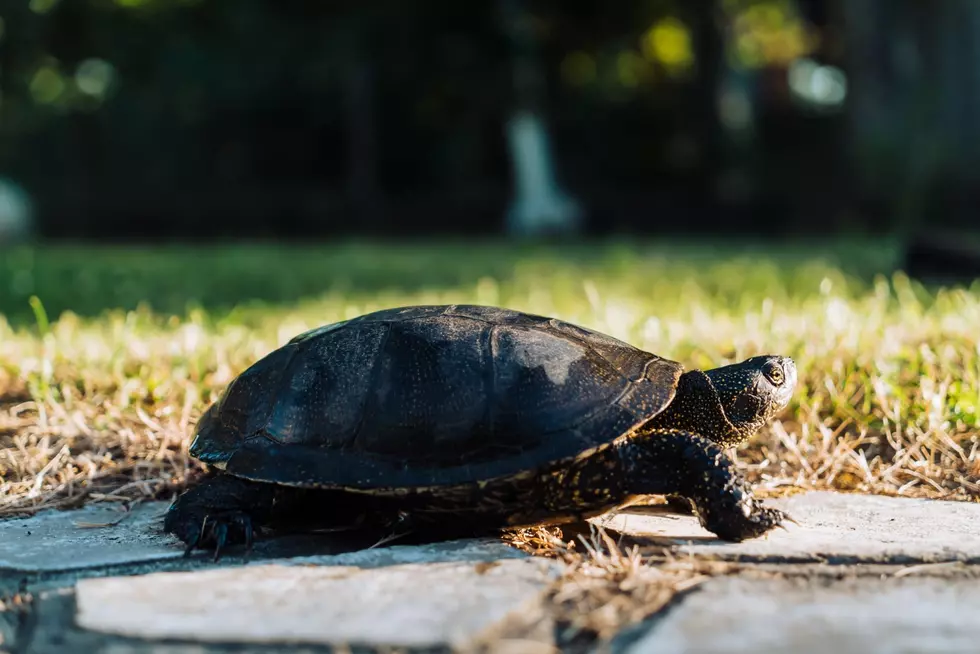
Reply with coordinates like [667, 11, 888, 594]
[649, 355, 796, 447]
[703, 355, 797, 438]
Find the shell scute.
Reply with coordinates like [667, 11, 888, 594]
[194, 305, 684, 489]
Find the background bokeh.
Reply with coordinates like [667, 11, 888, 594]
[2, 0, 978, 242]
[1, 0, 978, 530]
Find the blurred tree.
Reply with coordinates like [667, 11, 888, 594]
[334, 8, 382, 228]
[841, 0, 980, 233]
[1, 0, 957, 239]
[499, 0, 583, 238]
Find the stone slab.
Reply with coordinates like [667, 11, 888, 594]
[0, 499, 531, 577]
[74, 558, 559, 649]
[276, 537, 528, 569]
[598, 491, 980, 563]
[625, 575, 980, 654]
[0, 502, 182, 573]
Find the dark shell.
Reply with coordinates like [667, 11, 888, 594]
[190, 305, 684, 488]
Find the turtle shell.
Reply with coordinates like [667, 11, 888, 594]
[190, 305, 684, 489]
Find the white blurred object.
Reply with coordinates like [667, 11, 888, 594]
[505, 110, 583, 238]
[787, 58, 848, 111]
[0, 177, 34, 243]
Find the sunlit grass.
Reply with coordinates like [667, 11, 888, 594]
[0, 239, 977, 517]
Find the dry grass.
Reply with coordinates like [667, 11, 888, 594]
[502, 524, 713, 648]
[0, 239, 978, 519]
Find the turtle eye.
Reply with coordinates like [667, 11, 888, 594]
[763, 362, 784, 385]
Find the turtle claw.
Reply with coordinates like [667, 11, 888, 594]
[700, 501, 790, 541]
[182, 534, 200, 558]
[777, 512, 800, 529]
[754, 507, 799, 538]
[241, 515, 256, 561]
[211, 521, 229, 562]
[180, 516, 206, 558]
[169, 510, 256, 561]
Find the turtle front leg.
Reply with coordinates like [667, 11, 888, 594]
[618, 430, 790, 541]
[164, 474, 279, 560]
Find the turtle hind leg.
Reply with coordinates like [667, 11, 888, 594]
[618, 430, 790, 541]
[164, 473, 280, 560]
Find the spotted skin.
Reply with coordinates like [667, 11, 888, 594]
[166, 427, 784, 552]
[163, 305, 797, 558]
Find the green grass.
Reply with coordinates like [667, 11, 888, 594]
[0, 238, 977, 517]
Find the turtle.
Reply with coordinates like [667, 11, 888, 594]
[164, 304, 797, 558]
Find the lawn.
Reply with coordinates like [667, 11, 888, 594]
[1, 238, 977, 518]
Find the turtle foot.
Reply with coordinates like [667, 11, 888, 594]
[189, 511, 255, 561]
[163, 474, 276, 561]
[701, 502, 791, 542]
[164, 503, 259, 561]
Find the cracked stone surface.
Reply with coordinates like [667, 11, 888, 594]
[598, 491, 980, 563]
[0, 502, 181, 573]
[74, 558, 559, 649]
[11, 490, 974, 577]
[0, 500, 528, 577]
[6, 490, 980, 652]
[624, 575, 980, 654]
[273, 537, 529, 569]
